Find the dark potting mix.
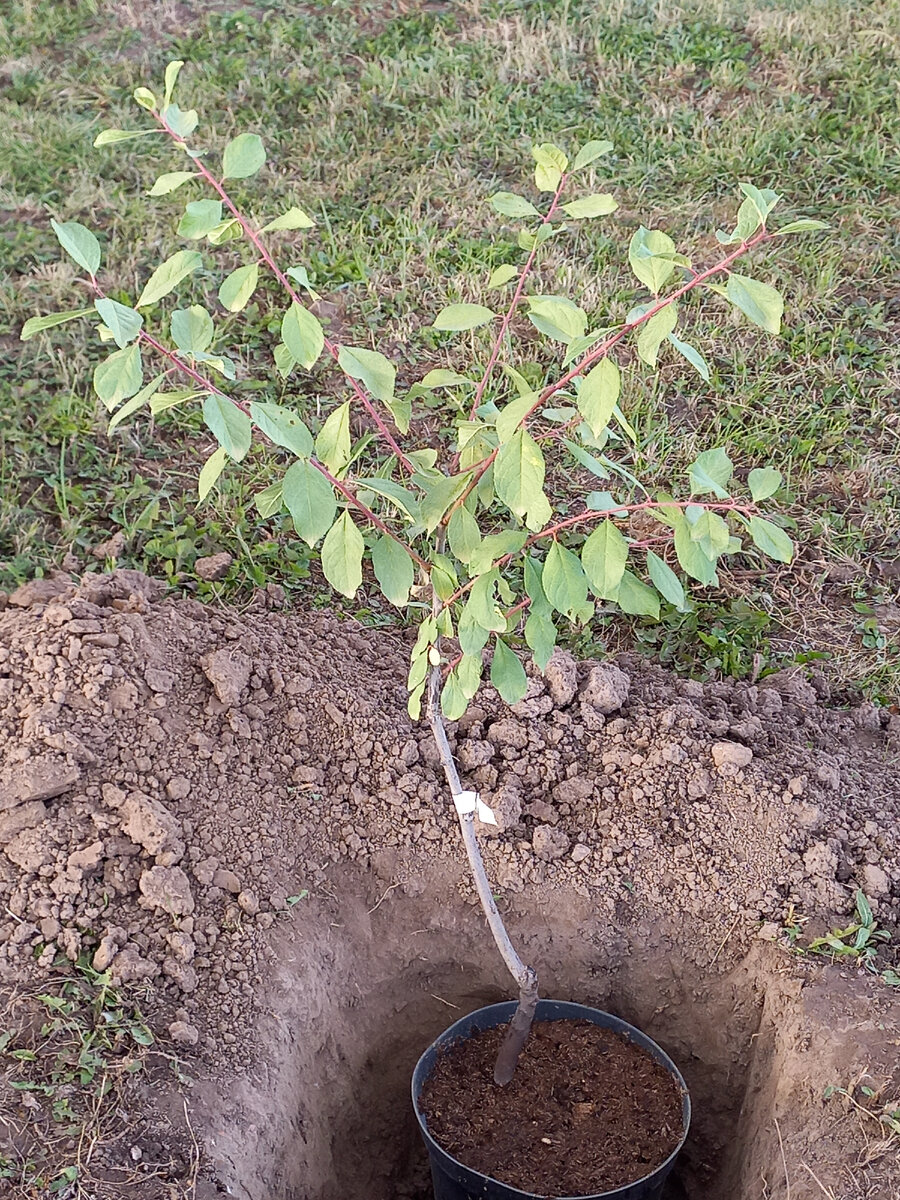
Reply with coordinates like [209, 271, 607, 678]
[419, 1018, 684, 1196]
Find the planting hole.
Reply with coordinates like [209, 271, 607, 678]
[192, 863, 899, 1200]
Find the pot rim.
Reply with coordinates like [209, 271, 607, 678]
[411, 998, 691, 1200]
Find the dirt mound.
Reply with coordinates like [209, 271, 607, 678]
[0, 571, 898, 1199]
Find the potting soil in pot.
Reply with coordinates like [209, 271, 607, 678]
[419, 1019, 684, 1196]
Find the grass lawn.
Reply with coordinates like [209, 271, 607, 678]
[1, 0, 898, 698]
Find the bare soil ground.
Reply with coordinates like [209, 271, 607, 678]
[1, 571, 899, 1199]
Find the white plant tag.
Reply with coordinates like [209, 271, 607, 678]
[453, 790, 497, 826]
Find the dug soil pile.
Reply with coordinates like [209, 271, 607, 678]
[0, 570, 898, 1200]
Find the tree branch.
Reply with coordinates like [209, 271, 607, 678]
[448, 228, 772, 516]
[153, 111, 418, 475]
[437, 498, 756, 613]
[426, 665, 537, 1083]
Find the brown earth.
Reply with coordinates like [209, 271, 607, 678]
[0, 570, 898, 1199]
[419, 1019, 685, 1194]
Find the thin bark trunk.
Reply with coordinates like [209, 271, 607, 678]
[426, 666, 538, 1084]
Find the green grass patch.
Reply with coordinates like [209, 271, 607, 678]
[1, 0, 897, 696]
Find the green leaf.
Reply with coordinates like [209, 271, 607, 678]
[385, 393, 411, 435]
[432, 303, 495, 332]
[202, 393, 251, 462]
[261, 206, 315, 232]
[440, 672, 468, 721]
[448, 505, 481, 563]
[525, 609, 556, 670]
[177, 199, 222, 240]
[715, 185, 780, 245]
[495, 391, 538, 443]
[50, 219, 101, 276]
[250, 401, 313, 457]
[582, 520, 628, 600]
[148, 171, 196, 196]
[726, 274, 784, 335]
[532, 142, 567, 191]
[628, 226, 677, 294]
[274, 341, 296, 379]
[149, 387, 203, 414]
[495, 428, 551, 532]
[636, 304, 678, 367]
[254, 481, 284, 519]
[527, 296, 587, 344]
[163, 103, 198, 139]
[93, 344, 143, 411]
[739, 182, 781, 223]
[491, 639, 528, 704]
[136, 250, 202, 308]
[749, 516, 794, 563]
[420, 473, 472, 532]
[563, 438, 609, 479]
[748, 466, 782, 502]
[338, 345, 396, 405]
[673, 512, 718, 584]
[715, 197, 763, 246]
[572, 140, 614, 170]
[577, 358, 620, 437]
[194, 350, 235, 380]
[21, 308, 94, 341]
[430, 555, 457, 600]
[459, 604, 492, 657]
[543, 541, 588, 621]
[93, 128, 158, 146]
[615, 571, 660, 619]
[487, 264, 518, 288]
[207, 219, 242, 246]
[281, 302, 324, 369]
[667, 332, 710, 381]
[774, 219, 830, 236]
[356, 478, 420, 522]
[646, 551, 686, 609]
[688, 509, 731, 558]
[218, 263, 259, 313]
[562, 194, 617, 219]
[407, 678, 427, 721]
[222, 133, 266, 180]
[457, 654, 483, 700]
[107, 372, 165, 434]
[467, 570, 506, 633]
[133, 86, 157, 110]
[94, 298, 143, 349]
[371, 535, 414, 606]
[490, 192, 540, 218]
[321, 511, 364, 598]
[468, 531, 527, 577]
[688, 448, 733, 498]
[164, 60, 184, 107]
[283, 460, 336, 546]
[198, 446, 228, 500]
[315, 401, 351, 473]
[285, 265, 321, 301]
[171, 305, 214, 355]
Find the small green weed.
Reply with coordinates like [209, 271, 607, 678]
[0, 957, 157, 1195]
[781, 891, 899, 987]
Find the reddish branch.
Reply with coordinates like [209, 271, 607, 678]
[93, 282, 428, 571]
[152, 110, 417, 476]
[449, 228, 771, 517]
[467, 176, 568, 420]
[438, 498, 757, 614]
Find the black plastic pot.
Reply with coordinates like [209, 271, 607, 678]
[412, 999, 690, 1200]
